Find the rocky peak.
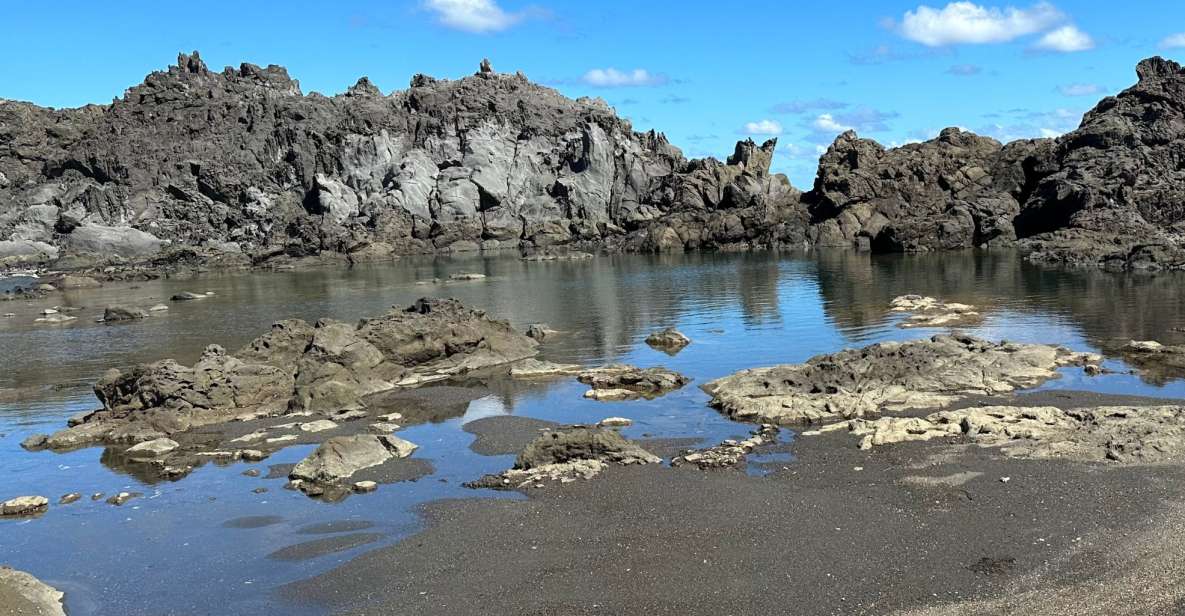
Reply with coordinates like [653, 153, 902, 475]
[176, 51, 208, 75]
[726, 139, 776, 176]
[1135, 56, 1183, 83]
[479, 58, 494, 76]
[346, 77, 382, 97]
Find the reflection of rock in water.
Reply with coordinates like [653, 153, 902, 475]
[363, 385, 492, 425]
[814, 250, 1185, 356]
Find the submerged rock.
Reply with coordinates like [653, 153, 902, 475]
[124, 437, 180, 458]
[889, 295, 983, 329]
[509, 358, 583, 379]
[170, 292, 208, 301]
[671, 424, 780, 470]
[0, 567, 66, 616]
[703, 334, 1099, 425]
[577, 364, 690, 400]
[1116, 339, 1185, 385]
[821, 405, 1185, 464]
[466, 428, 660, 489]
[102, 306, 149, 322]
[645, 327, 691, 353]
[0, 496, 49, 517]
[525, 323, 558, 341]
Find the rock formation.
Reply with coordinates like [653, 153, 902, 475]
[5, 53, 1185, 270]
[0, 52, 803, 270]
[465, 427, 661, 489]
[702, 334, 1099, 424]
[23, 298, 536, 459]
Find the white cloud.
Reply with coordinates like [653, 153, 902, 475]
[741, 120, 784, 136]
[1034, 25, 1095, 52]
[425, 0, 519, 33]
[1057, 83, 1103, 96]
[899, 1, 1064, 46]
[812, 113, 854, 133]
[580, 68, 668, 87]
[1039, 128, 1063, 138]
[1159, 33, 1185, 49]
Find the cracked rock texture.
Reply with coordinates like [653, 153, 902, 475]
[702, 334, 1099, 425]
[27, 298, 535, 452]
[0, 52, 804, 269]
[6, 53, 1185, 270]
[825, 405, 1185, 464]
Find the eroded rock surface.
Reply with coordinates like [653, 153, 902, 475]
[821, 405, 1185, 463]
[24, 298, 534, 480]
[465, 427, 660, 489]
[0, 567, 66, 616]
[0, 53, 805, 272]
[671, 424, 780, 470]
[578, 364, 690, 400]
[645, 327, 691, 353]
[1115, 339, 1185, 385]
[289, 434, 418, 484]
[889, 295, 984, 329]
[703, 335, 1099, 425]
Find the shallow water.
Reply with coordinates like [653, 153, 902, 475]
[3, 250, 1185, 615]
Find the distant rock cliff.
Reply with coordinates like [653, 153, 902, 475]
[0, 52, 803, 269]
[2, 52, 1185, 271]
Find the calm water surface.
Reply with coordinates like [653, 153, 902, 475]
[3, 250, 1185, 615]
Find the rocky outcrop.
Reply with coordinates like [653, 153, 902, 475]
[645, 327, 691, 353]
[702, 334, 1099, 425]
[465, 427, 661, 489]
[805, 128, 1041, 252]
[7, 53, 1185, 270]
[577, 364, 690, 400]
[1017, 58, 1185, 270]
[671, 424, 780, 469]
[0, 52, 805, 270]
[889, 295, 983, 329]
[25, 298, 536, 458]
[818, 405, 1185, 464]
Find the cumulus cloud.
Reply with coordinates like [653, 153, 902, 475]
[1033, 25, 1095, 52]
[812, 114, 852, 133]
[898, 1, 1064, 46]
[580, 68, 669, 87]
[769, 98, 848, 114]
[1057, 83, 1104, 96]
[741, 120, 784, 136]
[947, 64, 983, 76]
[1161, 33, 1185, 49]
[425, 0, 521, 33]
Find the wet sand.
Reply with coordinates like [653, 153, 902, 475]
[284, 391, 1185, 615]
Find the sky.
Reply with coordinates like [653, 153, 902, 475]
[3, 0, 1185, 188]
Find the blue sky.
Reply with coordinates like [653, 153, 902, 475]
[3, 0, 1185, 187]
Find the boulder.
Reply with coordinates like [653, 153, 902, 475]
[64, 224, 166, 258]
[290, 434, 418, 483]
[0, 496, 49, 516]
[577, 364, 690, 399]
[125, 437, 180, 458]
[466, 428, 660, 489]
[102, 306, 149, 322]
[644, 327, 691, 353]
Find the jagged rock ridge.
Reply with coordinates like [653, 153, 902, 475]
[0, 52, 803, 268]
[3, 52, 1185, 270]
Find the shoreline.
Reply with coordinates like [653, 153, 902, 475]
[284, 390, 1185, 616]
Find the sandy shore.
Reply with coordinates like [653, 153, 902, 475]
[283, 390, 1185, 615]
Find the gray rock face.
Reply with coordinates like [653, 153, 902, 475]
[5, 53, 1185, 270]
[0, 52, 804, 267]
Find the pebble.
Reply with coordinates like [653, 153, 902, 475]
[59, 493, 82, 505]
[106, 492, 141, 506]
[353, 481, 378, 493]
